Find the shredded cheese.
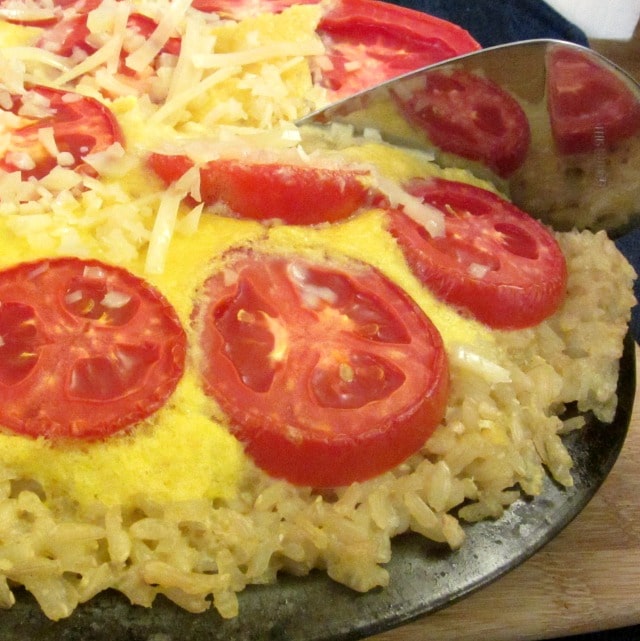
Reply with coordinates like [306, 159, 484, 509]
[0, 4, 55, 23]
[0, 3, 330, 272]
[375, 174, 445, 237]
[148, 64, 241, 126]
[0, 46, 70, 73]
[164, 14, 214, 106]
[192, 39, 324, 70]
[450, 345, 512, 385]
[93, 0, 130, 75]
[145, 193, 181, 274]
[144, 166, 200, 274]
[55, 38, 123, 85]
[37, 126, 59, 158]
[125, 0, 192, 72]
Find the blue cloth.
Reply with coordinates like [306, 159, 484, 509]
[389, 0, 640, 342]
[387, 0, 589, 47]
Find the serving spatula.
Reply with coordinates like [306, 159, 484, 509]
[298, 39, 640, 237]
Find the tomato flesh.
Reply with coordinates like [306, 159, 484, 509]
[195, 250, 449, 487]
[0, 85, 123, 179]
[0, 258, 186, 439]
[387, 178, 567, 329]
[394, 70, 531, 178]
[316, 0, 480, 99]
[547, 47, 640, 154]
[147, 154, 374, 225]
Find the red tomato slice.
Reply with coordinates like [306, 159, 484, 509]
[387, 178, 567, 329]
[0, 85, 123, 180]
[394, 70, 531, 178]
[147, 153, 374, 225]
[547, 47, 640, 155]
[195, 250, 449, 487]
[0, 258, 186, 440]
[316, 0, 480, 99]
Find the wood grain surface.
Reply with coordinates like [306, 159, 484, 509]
[367, 24, 640, 641]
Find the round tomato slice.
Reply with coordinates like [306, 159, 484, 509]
[0, 258, 186, 439]
[394, 70, 531, 178]
[147, 153, 374, 225]
[195, 250, 449, 487]
[316, 0, 480, 99]
[387, 178, 567, 329]
[547, 46, 640, 155]
[0, 85, 123, 180]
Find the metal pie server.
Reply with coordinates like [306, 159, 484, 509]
[297, 39, 640, 237]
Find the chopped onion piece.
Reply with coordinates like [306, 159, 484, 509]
[468, 263, 491, 279]
[6, 151, 35, 171]
[83, 265, 106, 280]
[362, 127, 383, 141]
[37, 126, 59, 157]
[27, 261, 50, 280]
[18, 88, 52, 118]
[56, 151, 75, 167]
[223, 268, 239, 287]
[64, 290, 84, 305]
[101, 290, 131, 308]
[40, 166, 84, 192]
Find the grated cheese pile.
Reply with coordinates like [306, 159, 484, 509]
[0, 0, 330, 271]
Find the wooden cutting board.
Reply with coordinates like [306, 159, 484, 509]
[368, 356, 640, 641]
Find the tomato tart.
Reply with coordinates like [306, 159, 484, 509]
[0, 0, 635, 625]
